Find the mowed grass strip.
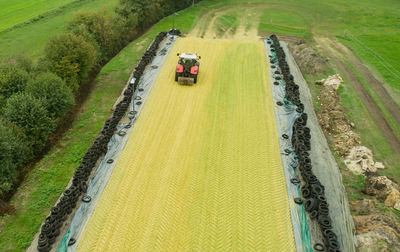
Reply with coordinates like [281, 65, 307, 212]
[77, 37, 295, 251]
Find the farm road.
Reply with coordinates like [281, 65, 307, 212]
[188, 4, 260, 40]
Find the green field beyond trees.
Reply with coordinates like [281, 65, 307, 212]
[0, 0, 74, 31]
[0, 0, 120, 59]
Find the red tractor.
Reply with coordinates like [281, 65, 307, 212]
[175, 53, 201, 84]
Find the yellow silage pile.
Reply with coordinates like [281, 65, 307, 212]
[77, 37, 295, 251]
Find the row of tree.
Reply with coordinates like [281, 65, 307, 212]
[0, 0, 199, 199]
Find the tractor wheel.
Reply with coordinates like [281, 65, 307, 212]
[175, 72, 179, 82]
[193, 74, 198, 84]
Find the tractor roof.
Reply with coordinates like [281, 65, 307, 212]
[180, 53, 197, 59]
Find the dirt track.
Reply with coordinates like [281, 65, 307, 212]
[188, 4, 260, 40]
[315, 37, 400, 156]
[76, 37, 296, 251]
[320, 37, 400, 125]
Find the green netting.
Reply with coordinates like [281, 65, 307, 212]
[58, 229, 69, 252]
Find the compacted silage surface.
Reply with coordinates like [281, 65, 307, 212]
[76, 37, 296, 251]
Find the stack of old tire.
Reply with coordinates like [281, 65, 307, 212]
[37, 31, 169, 252]
[268, 34, 340, 252]
[168, 28, 181, 36]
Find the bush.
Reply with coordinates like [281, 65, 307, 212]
[15, 55, 34, 73]
[112, 12, 139, 45]
[0, 119, 30, 198]
[68, 11, 120, 63]
[0, 63, 30, 108]
[26, 72, 75, 119]
[44, 33, 96, 91]
[116, 0, 154, 30]
[4, 93, 56, 150]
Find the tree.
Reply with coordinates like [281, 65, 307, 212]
[45, 33, 96, 91]
[68, 11, 120, 63]
[0, 63, 30, 108]
[115, 0, 196, 37]
[4, 93, 56, 150]
[26, 72, 75, 119]
[116, 0, 154, 30]
[113, 11, 139, 45]
[15, 55, 33, 73]
[0, 118, 30, 198]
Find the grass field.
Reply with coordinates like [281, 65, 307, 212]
[0, 0, 74, 31]
[336, 12, 400, 96]
[0, 0, 119, 59]
[258, 8, 309, 38]
[77, 37, 295, 251]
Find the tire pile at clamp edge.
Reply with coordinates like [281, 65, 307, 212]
[37, 31, 170, 252]
[267, 34, 341, 252]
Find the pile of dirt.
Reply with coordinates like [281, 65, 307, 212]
[315, 74, 360, 157]
[288, 40, 400, 250]
[313, 74, 396, 206]
[315, 74, 343, 90]
[314, 74, 400, 250]
[345, 146, 385, 174]
[364, 174, 400, 209]
[350, 199, 400, 251]
[304, 68, 400, 250]
[288, 40, 328, 74]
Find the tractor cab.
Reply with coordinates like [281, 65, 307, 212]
[175, 53, 201, 84]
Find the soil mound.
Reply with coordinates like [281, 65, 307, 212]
[315, 74, 360, 157]
[345, 146, 385, 174]
[289, 40, 327, 74]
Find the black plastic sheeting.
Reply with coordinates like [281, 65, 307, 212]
[37, 31, 169, 252]
[268, 34, 341, 252]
